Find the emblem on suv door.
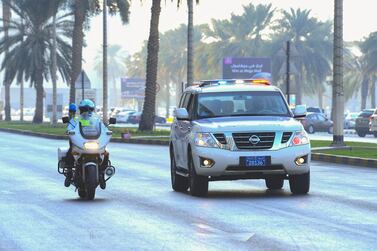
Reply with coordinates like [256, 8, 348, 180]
[249, 135, 261, 145]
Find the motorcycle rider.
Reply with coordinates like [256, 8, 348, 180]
[65, 99, 108, 188]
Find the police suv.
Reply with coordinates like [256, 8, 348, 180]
[170, 77, 310, 196]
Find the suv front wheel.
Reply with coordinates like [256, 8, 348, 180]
[170, 150, 189, 192]
[289, 171, 310, 195]
[188, 153, 208, 197]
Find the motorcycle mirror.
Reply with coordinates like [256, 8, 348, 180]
[62, 116, 69, 124]
[109, 117, 116, 125]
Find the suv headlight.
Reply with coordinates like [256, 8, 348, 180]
[194, 133, 219, 148]
[289, 131, 309, 146]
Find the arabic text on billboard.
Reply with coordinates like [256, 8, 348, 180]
[223, 57, 271, 79]
[121, 78, 145, 99]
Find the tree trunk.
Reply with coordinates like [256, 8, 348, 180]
[51, 13, 58, 126]
[296, 71, 303, 105]
[371, 78, 376, 108]
[187, 0, 194, 86]
[33, 70, 44, 124]
[70, 0, 86, 104]
[165, 82, 170, 117]
[20, 81, 24, 121]
[318, 86, 323, 110]
[139, 0, 161, 131]
[2, 0, 11, 121]
[103, 0, 108, 123]
[361, 76, 369, 110]
[332, 0, 344, 146]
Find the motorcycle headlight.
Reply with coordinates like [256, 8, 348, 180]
[289, 131, 309, 146]
[84, 141, 99, 150]
[194, 133, 219, 148]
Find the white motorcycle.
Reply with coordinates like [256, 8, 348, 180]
[58, 115, 116, 200]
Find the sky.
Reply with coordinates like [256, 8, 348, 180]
[82, 0, 377, 88]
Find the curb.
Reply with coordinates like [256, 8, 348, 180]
[0, 128, 170, 146]
[311, 153, 377, 168]
[1, 128, 376, 168]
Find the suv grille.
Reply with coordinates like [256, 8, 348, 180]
[213, 133, 227, 144]
[232, 132, 275, 150]
[281, 132, 292, 143]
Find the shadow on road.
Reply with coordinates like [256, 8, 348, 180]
[205, 189, 302, 199]
[63, 198, 109, 203]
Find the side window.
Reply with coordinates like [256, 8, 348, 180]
[178, 93, 187, 108]
[182, 93, 191, 110]
[186, 94, 195, 114]
[318, 114, 326, 121]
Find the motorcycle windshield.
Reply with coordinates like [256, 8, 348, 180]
[79, 114, 101, 139]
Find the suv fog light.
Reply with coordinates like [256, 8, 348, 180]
[200, 157, 215, 168]
[295, 155, 308, 166]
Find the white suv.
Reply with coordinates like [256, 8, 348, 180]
[170, 79, 310, 196]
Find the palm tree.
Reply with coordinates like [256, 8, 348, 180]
[360, 32, 377, 108]
[278, 8, 332, 105]
[93, 44, 127, 107]
[139, 0, 161, 131]
[2, 0, 11, 121]
[332, 0, 345, 145]
[69, 0, 130, 104]
[0, 0, 73, 123]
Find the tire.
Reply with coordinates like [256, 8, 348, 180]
[188, 153, 208, 197]
[356, 130, 366, 137]
[265, 177, 284, 190]
[170, 150, 189, 192]
[78, 188, 86, 198]
[289, 171, 310, 195]
[307, 125, 315, 134]
[328, 126, 333, 134]
[84, 165, 98, 200]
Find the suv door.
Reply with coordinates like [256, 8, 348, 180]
[180, 94, 195, 170]
[173, 93, 191, 168]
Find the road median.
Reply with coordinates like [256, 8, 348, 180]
[0, 123, 376, 167]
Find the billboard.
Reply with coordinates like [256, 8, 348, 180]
[121, 78, 145, 99]
[223, 57, 271, 79]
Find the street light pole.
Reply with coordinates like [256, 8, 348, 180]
[103, 0, 108, 123]
[286, 41, 290, 105]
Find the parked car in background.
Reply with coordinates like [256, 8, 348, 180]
[355, 109, 375, 137]
[368, 108, 377, 137]
[127, 112, 166, 124]
[307, 107, 325, 114]
[116, 110, 136, 123]
[344, 112, 359, 129]
[110, 107, 134, 118]
[301, 112, 333, 134]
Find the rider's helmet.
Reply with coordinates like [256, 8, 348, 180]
[79, 99, 95, 114]
[68, 103, 77, 113]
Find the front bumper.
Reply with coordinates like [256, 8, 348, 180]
[191, 144, 310, 177]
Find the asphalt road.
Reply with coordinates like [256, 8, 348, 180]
[0, 132, 376, 251]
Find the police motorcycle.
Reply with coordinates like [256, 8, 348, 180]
[58, 100, 116, 200]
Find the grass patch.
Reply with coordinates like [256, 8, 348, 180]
[310, 140, 377, 148]
[0, 121, 170, 138]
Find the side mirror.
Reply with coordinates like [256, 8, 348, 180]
[109, 117, 116, 125]
[293, 105, 307, 118]
[174, 108, 189, 120]
[62, 116, 69, 124]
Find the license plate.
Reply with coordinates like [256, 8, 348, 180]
[241, 156, 271, 167]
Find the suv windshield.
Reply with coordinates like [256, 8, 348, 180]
[197, 91, 291, 119]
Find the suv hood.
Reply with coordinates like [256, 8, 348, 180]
[193, 116, 303, 132]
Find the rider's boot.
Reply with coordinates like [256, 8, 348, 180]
[99, 174, 106, 189]
[64, 170, 72, 187]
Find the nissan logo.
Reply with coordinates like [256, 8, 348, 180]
[249, 135, 260, 145]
